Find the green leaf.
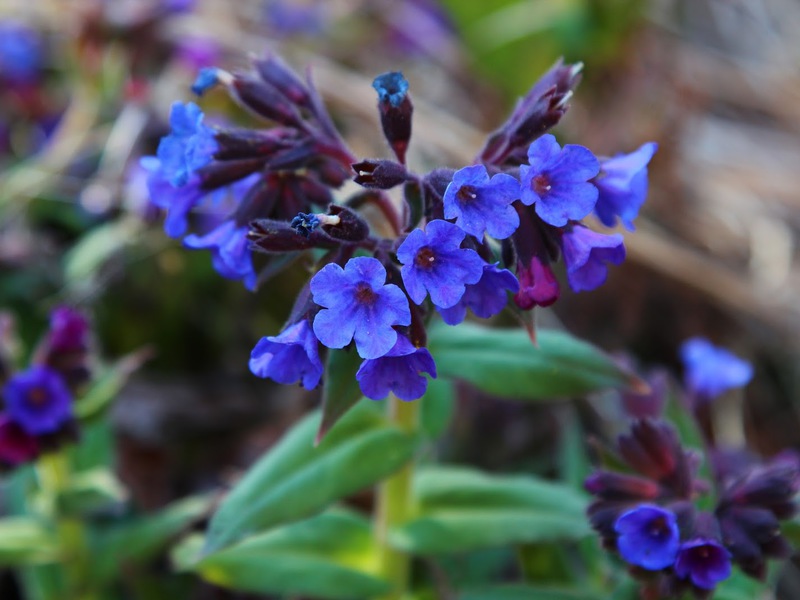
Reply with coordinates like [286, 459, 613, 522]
[460, 584, 605, 600]
[391, 467, 590, 554]
[317, 348, 365, 443]
[64, 218, 141, 284]
[428, 322, 639, 400]
[558, 409, 590, 491]
[74, 347, 152, 421]
[205, 400, 419, 553]
[175, 510, 390, 599]
[57, 468, 127, 515]
[91, 495, 212, 586]
[0, 518, 59, 565]
[420, 378, 455, 439]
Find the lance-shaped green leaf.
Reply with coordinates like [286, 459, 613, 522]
[74, 347, 152, 421]
[420, 378, 455, 439]
[205, 400, 418, 553]
[460, 585, 606, 600]
[0, 517, 59, 565]
[428, 321, 641, 399]
[391, 467, 590, 554]
[91, 494, 212, 587]
[57, 468, 127, 515]
[316, 348, 364, 443]
[174, 510, 390, 599]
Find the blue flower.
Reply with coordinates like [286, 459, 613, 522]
[674, 538, 732, 589]
[519, 134, 599, 227]
[594, 142, 657, 230]
[396, 219, 484, 309]
[156, 102, 217, 188]
[249, 320, 323, 390]
[142, 156, 206, 238]
[614, 504, 680, 570]
[442, 165, 520, 240]
[438, 263, 519, 325]
[3, 366, 73, 436]
[356, 335, 436, 401]
[0, 21, 41, 84]
[311, 257, 411, 359]
[561, 225, 625, 292]
[679, 338, 753, 402]
[372, 72, 409, 107]
[184, 220, 257, 290]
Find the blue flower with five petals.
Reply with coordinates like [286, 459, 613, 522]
[442, 165, 520, 240]
[156, 102, 217, 188]
[356, 335, 436, 401]
[249, 319, 323, 390]
[561, 225, 625, 292]
[594, 142, 657, 231]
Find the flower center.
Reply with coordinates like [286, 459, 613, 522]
[355, 282, 377, 305]
[532, 174, 552, 195]
[456, 185, 478, 204]
[27, 386, 49, 407]
[648, 516, 669, 539]
[414, 246, 437, 270]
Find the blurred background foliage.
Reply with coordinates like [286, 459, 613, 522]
[1, 0, 800, 597]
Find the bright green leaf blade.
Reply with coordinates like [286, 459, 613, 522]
[317, 348, 365, 443]
[63, 218, 141, 284]
[0, 518, 59, 565]
[428, 322, 639, 400]
[205, 401, 419, 553]
[391, 467, 590, 554]
[460, 584, 606, 600]
[177, 510, 390, 600]
[57, 468, 127, 515]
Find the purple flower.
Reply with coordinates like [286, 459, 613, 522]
[311, 257, 411, 359]
[561, 225, 625, 292]
[513, 256, 559, 309]
[614, 504, 680, 570]
[680, 338, 753, 402]
[191, 67, 220, 96]
[674, 539, 732, 589]
[3, 366, 73, 435]
[156, 102, 217, 188]
[184, 220, 257, 290]
[438, 263, 519, 325]
[249, 320, 323, 390]
[0, 21, 42, 84]
[46, 307, 90, 354]
[142, 157, 205, 238]
[594, 142, 657, 231]
[519, 134, 599, 227]
[442, 165, 520, 240]
[396, 219, 484, 309]
[0, 415, 39, 467]
[356, 335, 436, 401]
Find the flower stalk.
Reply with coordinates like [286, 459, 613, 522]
[375, 393, 419, 599]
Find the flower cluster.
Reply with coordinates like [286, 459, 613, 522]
[586, 340, 798, 598]
[0, 308, 91, 470]
[145, 53, 656, 401]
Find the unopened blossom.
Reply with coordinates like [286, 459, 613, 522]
[0, 415, 39, 467]
[513, 256, 559, 309]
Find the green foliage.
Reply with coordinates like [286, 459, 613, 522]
[318, 347, 365, 441]
[390, 466, 590, 554]
[175, 510, 391, 599]
[0, 518, 59, 565]
[428, 321, 636, 400]
[204, 400, 420, 553]
[459, 584, 606, 600]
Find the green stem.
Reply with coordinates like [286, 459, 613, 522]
[375, 394, 419, 599]
[36, 452, 94, 600]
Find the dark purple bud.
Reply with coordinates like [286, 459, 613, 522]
[721, 462, 800, 518]
[620, 369, 668, 419]
[34, 307, 92, 391]
[585, 471, 661, 501]
[353, 159, 408, 189]
[228, 72, 306, 128]
[248, 219, 337, 253]
[514, 256, 559, 309]
[319, 205, 369, 243]
[0, 415, 40, 469]
[196, 157, 266, 191]
[290, 212, 320, 238]
[213, 127, 294, 161]
[618, 420, 688, 492]
[372, 72, 413, 164]
[479, 59, 582, 165]
[234, 178, 280, 227]
[254, 53, 310, 106]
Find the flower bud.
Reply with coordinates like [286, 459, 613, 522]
[353, 159, 408, 189]
[372, 72, 413, 165]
